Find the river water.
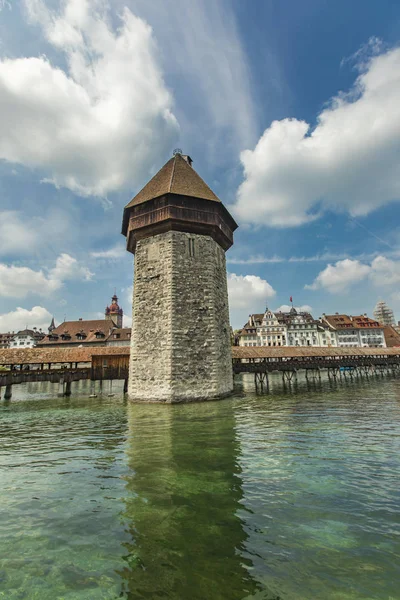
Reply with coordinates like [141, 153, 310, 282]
[0, 375, 399, 600]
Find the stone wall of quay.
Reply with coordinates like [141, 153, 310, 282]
[128, 231, 233, 402]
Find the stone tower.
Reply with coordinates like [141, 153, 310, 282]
[122, 152, 238, 403]
[105, 294, 123, 328]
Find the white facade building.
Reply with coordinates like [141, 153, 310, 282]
[10, 328, 44, 348]
[277, 309, 321, 347]
[321, 315, 386, 348]
[258, 309, 287, 346]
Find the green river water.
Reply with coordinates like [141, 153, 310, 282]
[0, 375, 399, 599]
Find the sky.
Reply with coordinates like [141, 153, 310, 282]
[1, 0, 400, 331]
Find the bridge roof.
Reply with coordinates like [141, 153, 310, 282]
[0, 346, 130, 366]
[231, 346, 400, 359]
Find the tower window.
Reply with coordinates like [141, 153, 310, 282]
[188, 238, 195, 257]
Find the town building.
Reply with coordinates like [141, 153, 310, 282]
[277, 308, 321, 347]
[373, 300, 395, 326]
[37, 294, 127, 348]
[0, 332, 14, 349]
[122, 151, 238, 402]
[260, 308, 287, 346]
[106, 328, 131, 346]
[9, 328, 45, 348]
[238, 307, 334, 348]
[321, 314, 386, 348]
[238, 316, 259, 347]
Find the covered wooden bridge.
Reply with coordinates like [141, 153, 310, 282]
[1, 345, 400, 398]
[0, 347, 130, 399]
[231, 346, 400, 391]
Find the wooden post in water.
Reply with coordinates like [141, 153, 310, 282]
[58, 378, 65, 397]
[4, 384, 12, 400]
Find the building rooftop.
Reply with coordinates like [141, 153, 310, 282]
[383, 325, 400, 347]
[0, 346, 130, 366]
[38, 319, 116, 346]
[124, 153, 221, 209]
[232, 346, 399, 359]
[323, 314, 382, 329]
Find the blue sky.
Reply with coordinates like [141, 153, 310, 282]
[1, 0, 400, 331]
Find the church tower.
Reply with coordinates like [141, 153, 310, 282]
[105, 294, 123, 328]
[122, 152, 238, 403]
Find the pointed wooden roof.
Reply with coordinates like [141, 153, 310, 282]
[124, 153, 220, 209]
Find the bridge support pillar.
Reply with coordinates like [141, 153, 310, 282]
[123, 379, 128, 394]
[108, 380, 114, 397]
[282, 370, 297, 385]
[4, 384, 12, 400]
[58, 379, 65, 397]
[65, 381, 71, 397]
[254, 372, 269, 394]
[89, 381, 97, 398]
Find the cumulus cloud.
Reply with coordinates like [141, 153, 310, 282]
[50, 253, 92, 282]
[0, 0, 178, 197]
[234, 43, 400, 226]
[227, 273, 275, 309]
[0, 306, 52, 332]
[0, 253, 93, 298]
[274, 304, 313, 313]
[305, 259, 371, 293]
[306, 255, 400, 293]
[369, 255, 400, 286]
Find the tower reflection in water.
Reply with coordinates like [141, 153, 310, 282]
[118, 401, 260, 600]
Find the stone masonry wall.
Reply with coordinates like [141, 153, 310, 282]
[128, 231, 233, 402]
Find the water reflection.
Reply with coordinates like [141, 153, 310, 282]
[119, 401, 263, 600]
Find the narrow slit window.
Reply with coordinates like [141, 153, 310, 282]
[188, 238, 195, 257]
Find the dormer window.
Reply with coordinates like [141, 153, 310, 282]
[76, 332, 87, 341]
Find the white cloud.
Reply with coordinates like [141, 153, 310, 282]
[129, 0, 258, 152]
[369, 256, 400, 286]
[234, 43, 400, 226]
[0, 253, 93, 298]
[0, 0, 178, 197]
[306, 255, 400, 294]
[274, 304, 313, 313]
[0, 264, 61, 298]
[227, 273, 275, 309]
[305, 259, 371, 293]
[50, 253, 93, 282]
[90, 244, 126, 259]
[0, 306, 52, 332]
[0, 211, 40, 256]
